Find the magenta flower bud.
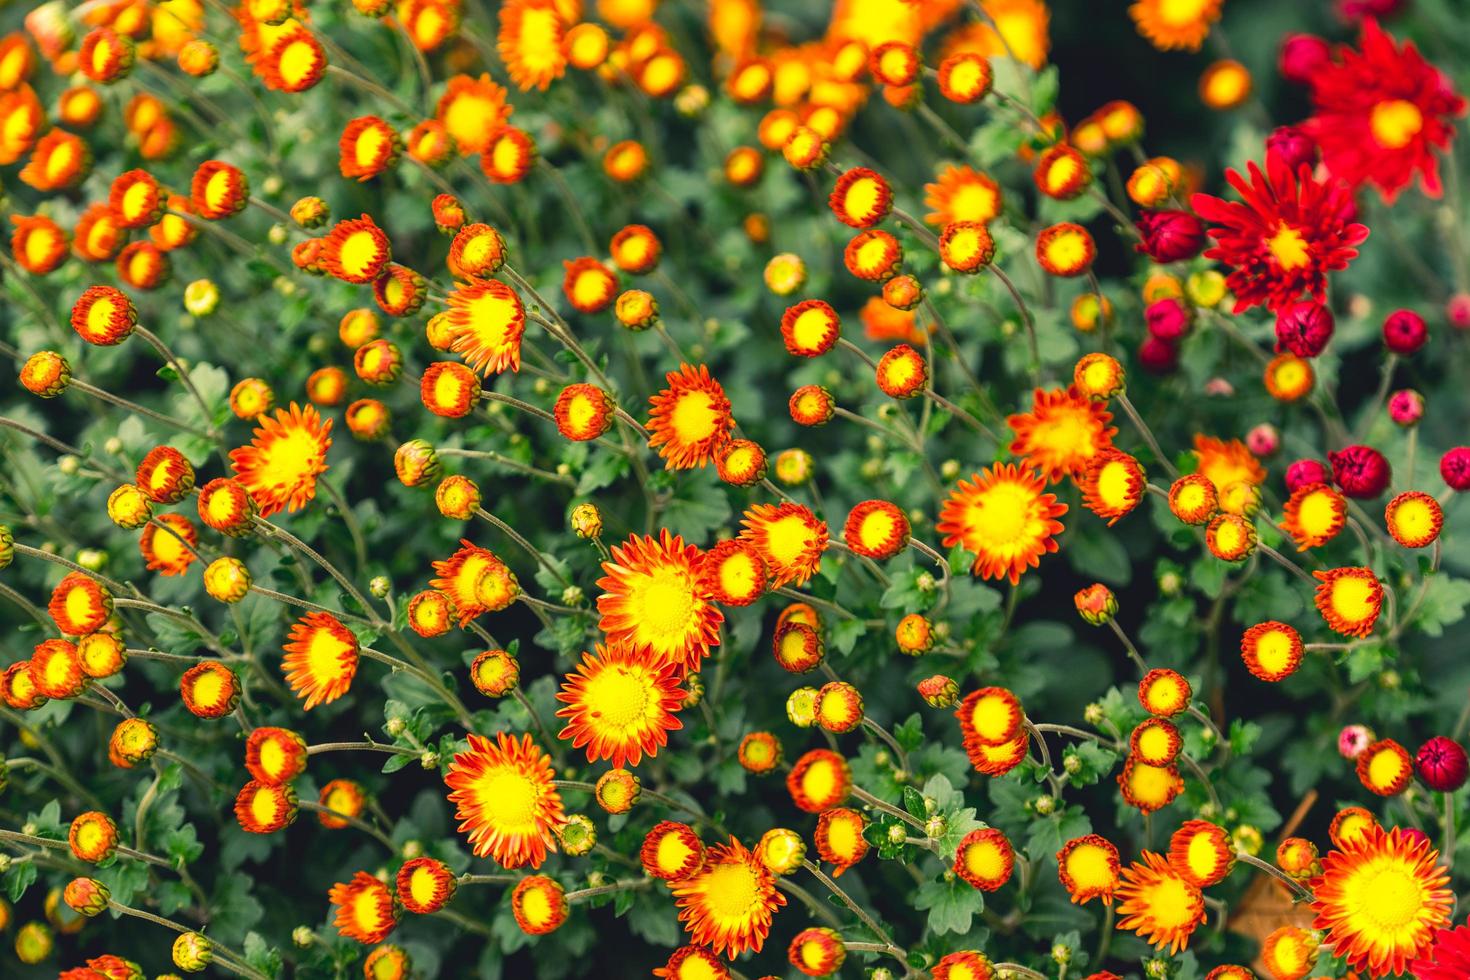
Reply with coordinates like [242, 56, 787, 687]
[1388, 389, 1423, 427]
[1329, 444, 1392, 498]
[1138, 335, 1178, 374]
[1441, 447, 1470, 491]
[1336, 0, 1408, 22]
[1134, 209, 1205, 264]
[1448, 293, 1470, 330]
[1145, 297, 1192, 342]
[1382, 309, 1428, 354]
[1275, 301, 1335, 358]
[1278, 34, 1330, 84]
[1415, 736, 1469, 792]
[1286, 458, 1331, 493]
[1246, 424, 1279, 457]
[1338, 724, 1374, 759]
[1265, 126, 1318, 173]
[1398, 827, 1432, 849]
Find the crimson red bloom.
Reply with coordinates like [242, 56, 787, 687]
[1135, 210, 1204, 263]
[1383, 309, 1428, 354]
[1286, 458, 1331, 492]
[1275, 301, 1335, 358]
[1416, 737, 1468, 792]
[1266, 126, 1318, 172]
[1145, 298, 1191, 342]
[1305, 20, 1466, 202]
[1442, 447, 1470, 491]
[1192, 151, 1368, 313]
[1410, 917, 1470, 980]
[1279, 34, 1330, 85]
[1329, 444, 1392, 498]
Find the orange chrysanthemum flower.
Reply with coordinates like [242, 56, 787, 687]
[772, 622, 823, 674]
[1265, 352, 1315, 402]
[1080, 449, 1145, 526]
[20, 129, 91, 191]
[446, 278, 524, 375]
[1330, 807, 1378, 851]
[1193, 435, 1267, 512]
[282, 612, 359, 709]
[655, 946, 730, 980]
[321, 215, 391, 284]
[1311, 825, 1452, 976]
[560, 256, 617, 313]
[498, 0, 566, 91]
[815, 807, 868, 877]
[1129, 0, 1221, 52]
[447, 223, 506, 281]
[49, 572, 113, 636]
[229, 402, 332, 517]
[1357, 738, 1414, 796]
[597, 530, 723, 674]
[780, 299, 841, 357]
[696, 539, 767, 607]
[1168, 474, 1218, 525]
[317, 779, 367, 828]
[234, 779, 297, 833]
[437, 73, 512, 155]
[396, 857, 457, 915]
[844, 229, 903, 281]
[642, 821, 705, 881]
[736, 731, 782, 774]
[786, 748, 850, 813]
[1057, 834, 1121, 905]
[511, 874, 567, 934]
[1008, 386, 1117, 483]
[116, 241, 170, 290]
[842, 499, 910, 560]
[30, 638, 84, 700]
[1314, 566, 1384, 638]
[789, 927, 844, 977]
[244, 726, 308, 785]
[110, 169, 163, 228]
[420, 361, 481, 418]
[1385, 491, 1443, 549]
[716, 439, 767, 487]
[554, 383, 615, 441]
[189, 160, 248, 220]
[71, 285, 136, 346]
[259, 25, 326, 92]
[555, 642, 684, 767]
[924, 165, 1002, 227]
[338, 115, 400, 181]
[1167, 820, 1235, 888]
[329, 871, 397, 945]
[1037, 222, 1096, 277]
[11, 214, 69, 274]
[610, 224, 661, 275]
[69, 811, 119, 863]
[1206, 513, 1257, 561]
[444, 732, 566, 868]
[482, 125, 537, 183]
[954, 828, 1014, 891]
[967, 732, 1029, 777]
[739, 502, 828, 587]
[670, 836, 786, 958]
[646, 364, 735, 470]
[956, 686, 1024, 748]
[134, 448, 195, 507]
[139, 513, 198, 577]
[1130, 718, 1182, 766]
[829, 167, 892, 228]
[1240, 621, 1303, 682]
[937, 464, 1067, 584]
[197, 477, 256, 535]
[1115, 851, 1206, 952]
[430, 540, 519, 623]
[1139, 668, 1192, 717]
[181, 661, 239, 719]
[1282, 482, 1346, 550]
[1118, 758, 1185, 813]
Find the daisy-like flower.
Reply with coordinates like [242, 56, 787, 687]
[1191, 151, 1368, 313]
[553, 383, 615, 442]
[511, 875, 567, 934]
[229, 402, 332, 517]
[925, 165, 1003, 227]
[1331, 807, 1378, 850]
[445, 732, 565, 868]
[189, 160, 248, 220]
[932, 951, 997, 980]
[244, 726, 308, 785]
[1385, 491, 1443, 548]
[73, 203, 125, 262]
[1357, 738, 1414, 796]
[716, 439, 767, 487]
[77, 632, 127, 679]
[739, 502, 828, 587]
[259, 25, 326, 92]
[615, 289, 659, 330]
[482, 126, 537, 183]
[338, 116, 400, 181]
[954, 828, 1014, 891]
[1036, 223, 1096, 277]
[117, 242, 170, 290]
[234, 779, 298, 834]
[1119, 758, 1185, 813]
[842, 500, 910, 560]
[1008, 387, 1117, 484]
[0, 660, 44, 710]
[420, 361, 481, 418]
[655, 946, 730, 980]
[1138, 668, 1192, 717]
[736, 731, 782, 774]
[49, 572, 113, 636]
[641, 821, 704, 881]
[696, 539, 767, 607]
[447, 224, 505, 281]
[773, 622, 824, 674]
[1129, 0, 1221, 52]
[1057, 835, 1121, 905]
[19, 129, 91, 192]
[1262, 925, 1319, 980]
[788, 927, 844, 977]
[354, 339, 403, 385]
[597, 530, 723, 674]
[437, 73, 512, 155]
[446, 278, 524, 375]
[937, 464, 1067, 584]
[956, 686, 1024, 748]
[1264, 352, 1316, 402]
[1034, 145, 1092, 200]
[181, 661, 239, 719]
[1306, 21, 1465, 203]
[670, 836, 786, 957]
[11, 214, 69, 275]
[937, 52, 993, 104]
[110, 170, 163, 228]
[430, 540, 519, 623]
[938, 221, 996, 273]
[609, 224, 661, 276]
[363, 946, 411, 978]
[828, 167, 892, 228]
[1168, 820, 1235, 887]
[69, 811, 119, 863]
[197, 477, 255, 535]
[1312, 824, 1452, 975]
[968, 733, 1030, 777]
[470, 648, 519, 697]
[317, 779, 367, 829]
[1193, 435, 1267, 511]
[498, 0, 566, 91]
[646, 364, 734, 469]
[1080, 449, 1145, 525]
[780, 300, 841, 356]
[396, 857, 457, 914]
[788, 385, 834, 426]
[30, 639, 84, 700]
[1240, 621, 1304, 682]
[1281, 482, 1346, 550]
[815, 682, 863, 734]
[329, 871, 397, 945]
[787, 748, 850, 813]
[71, 285, 136, 347]
[1115, 851, 1206, 952]
[1131, 718, 1182, 766]
[321, 215, 392, 284]
[814, 807, 868, 876]
[1314, 566, 1384, 637]
[876, 343, 927, 398]
[140, 513, 198, 577]
[282, 612, 359, 709]
[555, 642, 684, 768]
[374, 266, 425, 318]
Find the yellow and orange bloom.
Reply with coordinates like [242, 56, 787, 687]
[954, 828, 1014, 891]
[430, 540, 519, 622]
[420, 361, 482, 418]
[70, 285, 136, 347]
[498, 0, 566, 91]
[556, 642, 684, 767]
[814, 807, 868, 876]
[670, 836, 785, 957]
[780, 300, 841, 357]
[1206, 513, 1256, 562]
[1330, 806, 1378, 850]
[338, 115, 400, 181]
[482, 125, 537, 183]
[30, 639, 84, 700]
[1138, 668, 1191, 717]
[554, 383, 615, 441]
[231, 378, 275, 419]
[1130, 717, 1182, 766]
[647, 363, 734, 469]
[135, 446, 195, 504]
[1168, 473, 1218, 525]
[897, 613, 935, 655]
[445, 732, 566, 868]
[1057, 834, 1121, 905]
[437, 74, 511, 155]
[328, 871, 397, 945]
[610, 224, 661, 275]
[11, 214, 69, 275]
[511, 874, 567, 935]
[773, 622, 824, 674]
[603, 139, 648, 182]
[395, 857, 457, 915]
[1356, 738, 1414, 796]
[1261, 925, 1319, 980]
[736, 731, 782, 774]
[786, 747, 850, 813]
[1282, 483, 1346, 550]
[937, 51, 992, 103]
[139, 513, 198, 577]
[788, 927, 844, 977]
[197, 477, 256, 535]
[1008, 386, 1117, 483]
[317, 779, 367, 828]
[1385, 491, 1443, 548]
[1080, 449, 1145, 526]
[696, 539, 767, 607]
[20, 350, 70, 397]
[788, 384, 834, 427]
[109, 717, 159, 768]
[1115, 850, 1205, 952]
[938, 220, 996, 273]
[469, 648, 519, 697]
[655, 945, 730, 980]
[321, 214, 392, 283]
[814, 681, 863, 734]
[244, 726, 308, 785]
[937, 464, 1067, 584]
[842, 499, 909, 559]
[1314, 566, 1384, 638]
[1311, 825, 1451, 975]
[181, 661, 239, 719]
[49, 572, 113, 636]
[446, 278, 524, 375]
[1073, 352, 1125, 400]
[1240, 621, 1304, 683]
[1034, 144, 1092, 200]
[1037, 222, 1096, 277]
[189, 160, 248, 220]
[1168, 819, 1235, 887]
[956, 686, 1024, 749]
[282, 612, 359, 709]
[597, 530, 722, 674]
[1119, 757, 1184, 813]
[843, 228, 903, 281]
[1265, 352, 1315, 402]
[716, 439, 767, 487]
[69, 811, 119, 863]
[77, 632, 126, 679]
[926, 165, 1003, 228]
[20, 129, 92, 191]
[234, 780, 298, 834]
[1277, 837, 1320, 879]
[828, 166, 892, 228]
[259, 26, 326, 92]
[642, 820, 705, 881]
[230, 402, 332, 517]
[739, 502, 828, 587]
[875, 343, 927, 398]
[1129, 0, 1220, 52]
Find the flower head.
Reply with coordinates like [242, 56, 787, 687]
[671, 836, 785, 957]
[1115, 851, 1205, 952]
[597, 530, 722, 675]
[937, 464, 1067, 584]
[282, 612, 359, 709]
[329, 871, 397, 945]
[230, 403, 332, 517]
[444, 732, 565, 868]
[555, 642, 684, 767]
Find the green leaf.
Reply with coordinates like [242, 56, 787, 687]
[243, 932, 285, 979]
[210, 872, 265, 944]
[903, 786, 927, 819]
[1412, 575, 1470, 637]
[3, 862, 37, 902]
[914, 876, 984, 935]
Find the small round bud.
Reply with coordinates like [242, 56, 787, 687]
[385, 718, 406, 737]
[1051, 943, 1071, 966]
[1033, 795, 1056, 815]
[924, 815, 946, 838]
[369, 575, 391, 598]
[561, 585, 584, 606]
[885, 823, 907, 845]
[570, 503, 603, 539]
[173, 931, 214, 972]
[420, 751, 439, 769]
[292, 926, 315, 947]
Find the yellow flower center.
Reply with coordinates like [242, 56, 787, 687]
[1139, 874, 1197, 927]
[1065, 844, 1115, 890]
[761, 513, 815, 567]
[354, 124, 388, 168]
[1345, 861, 1427, 932]
[963, 840, 1007, 880]
[122, 182, 153, 221]
[337, 230, 382, 280]
[1253, 629, 1294, 675]
[699, 861, 761, 920]
[1370, 99, 1424, 150]
[512, 6, 561, 76]
[825, 814, 862, 861]
[518, 882, 556, 927]
[670, 389, 720, 444]
[190, 668, 226, 708]
[490, 133, 526, 175]
[655, 830, 695, 872]
[1136, 725, 1173, 761]
[1159, 0, 1211, 25]
[1043, 231, 1089, 271]
[1095, 459, 1136, 509]
[1367, 748, 1407, 790]
[1297, 490, 1341, 538]
[472, 767, 539, 831]
[842, 176, 883, 220]
[967, 693, 1016, 742]
[717, 552, 760, 597]
[1391, 498, 1434, 539]
[1185, 833, 1223, 879]
[1266, 224, 1310, 271]
[249, 785, 282, 826]
[950, 181, 999, 223]
[304, 626, 352, 680]
[970, 481, 1035, 545]
[801, 759, 839, 803]
[258, 737, 286, 778]
[277, 38, 317, 87]
[582, 664, 652, 731]
[409, 867, 440, 908]
[1330, 575, 1377, 621]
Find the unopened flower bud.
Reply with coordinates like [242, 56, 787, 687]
[1033, 795, 1056, 815]
[886, 823, 907, 845]
[924, 815, 947, 838]
[292, 926, 315, 947]
[369, 575, 391, 597]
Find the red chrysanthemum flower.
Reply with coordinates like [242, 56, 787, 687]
[1191, 151, 1369, 313]
[555, 642, 685, 768]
